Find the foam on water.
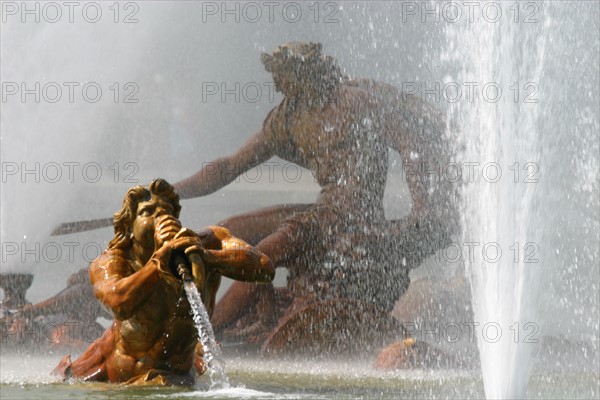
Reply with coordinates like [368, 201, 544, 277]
[0, 354, 62, 385]
[156, 386, 311, 399]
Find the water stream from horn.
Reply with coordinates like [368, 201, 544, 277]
[182, 281, 229, 389]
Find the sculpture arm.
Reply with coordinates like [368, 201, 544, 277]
[202, 272, 221, 318]
[199, 226, 275, 283]
[204, 246, 274, 283]
[382, 96, 446, 218]
[174, 129, 276, 200]
[89, 252, 164, 320]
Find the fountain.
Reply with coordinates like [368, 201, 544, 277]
[1, 1, 598, 399]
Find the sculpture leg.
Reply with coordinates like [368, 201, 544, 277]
[383, 213, 458, 267]
[211, 280, 275, 335]
[211, 204, 312, 336]
[218, 203, 312, 245]
[337, 213, 459, 313]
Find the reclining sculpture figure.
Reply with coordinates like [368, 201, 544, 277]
[173, 42, 460, 352]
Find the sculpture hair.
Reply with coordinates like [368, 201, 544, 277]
[107, 178, 181, 250]
[261, 42, 347, 101]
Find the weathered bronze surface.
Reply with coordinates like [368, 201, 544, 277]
[174, 42, 460, 353]
[0, 273, 33, 311]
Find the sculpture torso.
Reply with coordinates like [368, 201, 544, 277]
[95, 251, 198, 381]
[266, 85, 389, 222]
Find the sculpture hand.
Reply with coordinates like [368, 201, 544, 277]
[153, 215, 204, 282]
[153, 215, 185, 250]
[153, 236, 203, 276]
[194, 342, 207, 376]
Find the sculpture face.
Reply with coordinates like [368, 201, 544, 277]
[263, 42, 325, 99]
[272, 67, 299, 97]
[131, 194, 176, 250]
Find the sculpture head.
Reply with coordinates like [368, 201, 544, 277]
[261, 41, 345, 101]
[108, 179, 181, 251]
[0, 273, 33, 310]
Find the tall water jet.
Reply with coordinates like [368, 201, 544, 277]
[449, 6, 546, 399]
[445, 2, 599, 398]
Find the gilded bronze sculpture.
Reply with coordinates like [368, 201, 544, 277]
[53, 179, 273, 385]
